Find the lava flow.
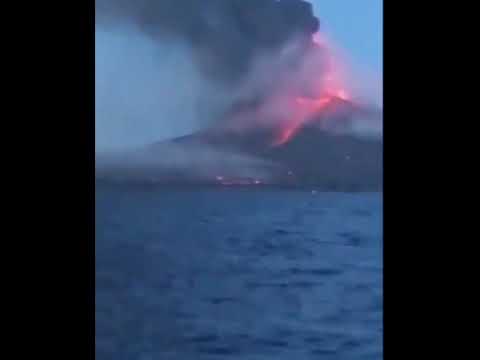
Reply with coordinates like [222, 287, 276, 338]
[273, 33, 351, 146]
[273, 89, 349, 146]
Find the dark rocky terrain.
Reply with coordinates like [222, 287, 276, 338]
[96, 97, 382, 191]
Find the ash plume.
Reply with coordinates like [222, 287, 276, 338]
[95, 1, 382, 189]
[95, 0, 322, 151]
[96, 0, 319, 84]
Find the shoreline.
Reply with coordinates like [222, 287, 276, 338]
[95, 177, 382, 193]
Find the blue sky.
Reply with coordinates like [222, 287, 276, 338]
[310, 0, 383, 74]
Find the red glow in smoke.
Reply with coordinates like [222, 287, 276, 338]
[273, 33, 350, 146]
[273, 90, 348, 146]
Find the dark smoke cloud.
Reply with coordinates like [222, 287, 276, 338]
[95, 0, 328, 152]
[96, 1, 382, 185]
[96, 0, 319, 84]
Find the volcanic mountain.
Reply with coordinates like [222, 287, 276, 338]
[96, 0, 382, 190]
[96, 96, 383, 191]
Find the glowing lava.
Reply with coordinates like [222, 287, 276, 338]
[273, 91, 348, 146]
[273, 33, 351, 146]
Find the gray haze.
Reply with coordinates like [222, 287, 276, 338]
[95, 0, 381, 155]
[95, 26, 232, 151]
[95, 0, 320, 152]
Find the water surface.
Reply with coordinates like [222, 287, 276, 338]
[96, 185, 383, 359]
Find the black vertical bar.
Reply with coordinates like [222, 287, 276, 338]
[7, 0, 95, 357]
[77, 0, 95, 357]
[78, 0, 95, 358]
[85, 1, 95, 359]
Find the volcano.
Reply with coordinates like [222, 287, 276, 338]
[95, 1, 382, 191]
[96, 96, 383, 191]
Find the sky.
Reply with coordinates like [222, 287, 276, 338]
[310, 0, 383, 74]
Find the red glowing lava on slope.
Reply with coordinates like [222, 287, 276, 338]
[273, 33, 351, 146]
[274, 89, 350, 146]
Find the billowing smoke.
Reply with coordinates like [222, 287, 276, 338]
[95, 0, 322, 152]
[96, 0, 319, 83]
[95, 0, 382, 188]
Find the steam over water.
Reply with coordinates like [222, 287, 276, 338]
[96, 184, 383, 359]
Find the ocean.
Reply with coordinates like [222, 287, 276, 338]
[96, 184, 383, 359]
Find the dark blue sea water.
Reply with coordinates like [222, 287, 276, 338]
[96, 184, 383, 359]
